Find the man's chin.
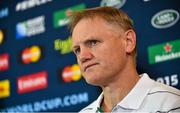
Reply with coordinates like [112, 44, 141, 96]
[85, 78, 102, 86]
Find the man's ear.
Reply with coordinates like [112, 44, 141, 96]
[124, 29, 136, 54]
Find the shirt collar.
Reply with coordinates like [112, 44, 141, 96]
[88, 92, 103, 112]
[117, 73, 155, 110]
[86, 73, 155, 111]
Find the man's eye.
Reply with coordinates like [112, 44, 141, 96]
[89, 40, 99, 46]
[74, 48, 80, 55]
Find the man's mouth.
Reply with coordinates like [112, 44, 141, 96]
[84, 63, 99, 72]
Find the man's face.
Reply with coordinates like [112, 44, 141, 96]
[72, 17, 128, 86]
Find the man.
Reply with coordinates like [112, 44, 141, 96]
[69, 7, 180, 113]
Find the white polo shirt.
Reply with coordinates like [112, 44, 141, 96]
[79, 73, 180, 113]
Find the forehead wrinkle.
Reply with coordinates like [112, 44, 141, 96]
[72, 20, 93, 49]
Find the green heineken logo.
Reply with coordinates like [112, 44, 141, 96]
[53, 3, 86, 28]
[148, 39, 180, 64]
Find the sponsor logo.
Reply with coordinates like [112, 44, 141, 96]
[100, 0, 126, 9]
[16, 0, 53, 12]
[21, 45, 42, 64]
[0, 7, 9, 19]
[0, 53, 9, 71]
[54, 36, 72, 54]
[17, 71, 48, 94]
[151, 9, 179, 29]
[148, 39, 180, 64]
[0, 79, 10, 99]
[16, 15, 45, 39]
[0, 92, 88, 112]
[61, 64, 82, 83]
[0, 29, 5, 45]
[53, 3, 85, 28]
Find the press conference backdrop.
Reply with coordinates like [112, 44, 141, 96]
[0, 0, 180, 112]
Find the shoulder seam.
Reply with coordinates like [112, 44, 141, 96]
[148, 91, 180, 96]
[168, 107, 180, 113]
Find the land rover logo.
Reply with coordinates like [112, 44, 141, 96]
[100, 0, 126, 9]
[151, 9, 179, 29]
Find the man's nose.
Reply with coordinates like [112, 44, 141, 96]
[78, 47, 93, 63]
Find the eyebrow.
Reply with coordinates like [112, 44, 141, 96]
[72, 44, 79, 50]
[72, 37, 98, 49]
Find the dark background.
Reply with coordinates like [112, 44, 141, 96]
[0, 0, 180, 112]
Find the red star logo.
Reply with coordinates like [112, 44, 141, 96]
[164, 43, 172, 53]
[66, 9, 72, 17]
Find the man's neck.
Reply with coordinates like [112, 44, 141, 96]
[101, 70, 140, 112]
